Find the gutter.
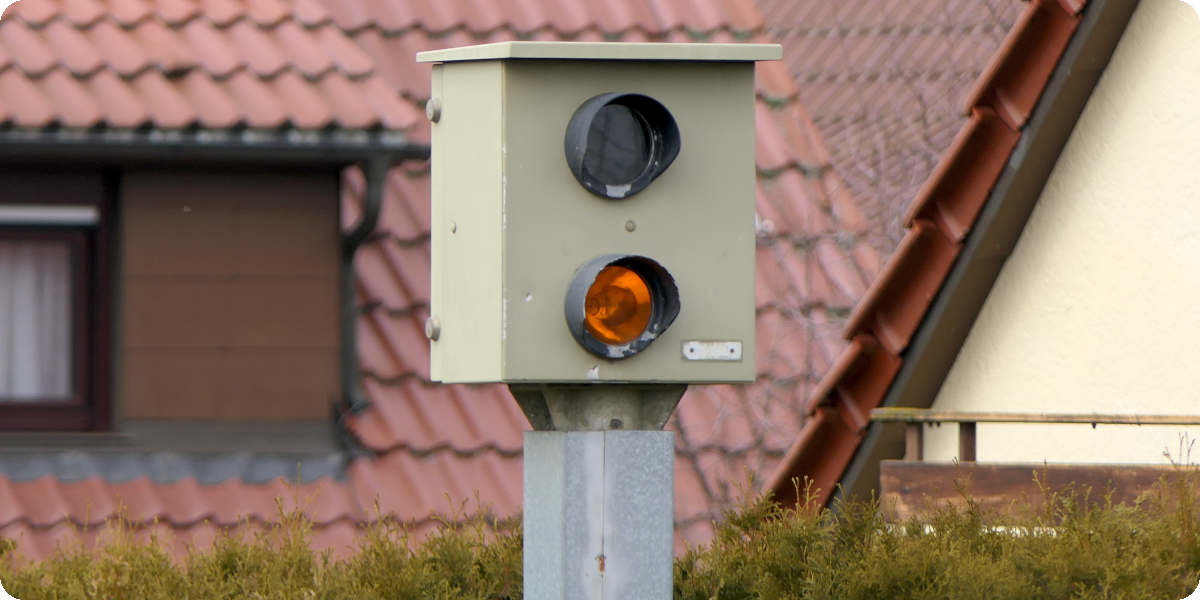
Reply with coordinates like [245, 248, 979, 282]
[0, 127, 428, 166]
[340, 157, 389, 414]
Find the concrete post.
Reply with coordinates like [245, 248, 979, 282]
[514, 384, 685, 600]
[524, 430, 675, 600]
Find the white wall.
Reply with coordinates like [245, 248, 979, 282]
[925, 0, 1200, 464]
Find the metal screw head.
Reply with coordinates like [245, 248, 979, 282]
[624, 220, 636, 232]
[424, 316, 441, 341]
[425, 98, 442, 123]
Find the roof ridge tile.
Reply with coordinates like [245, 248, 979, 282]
[962, 0, 1080, 130]
[903, 106, 1020, 241]
[841, 219, 957, 354]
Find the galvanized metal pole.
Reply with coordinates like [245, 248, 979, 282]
[511, 384, 685, 600]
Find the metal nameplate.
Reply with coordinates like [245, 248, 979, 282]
[682, 341, 742, 361]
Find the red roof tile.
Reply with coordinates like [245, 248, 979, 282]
[0, 514, 374, 564]
[904, 107, 1022, 242]
[961, 0, 1082, 129]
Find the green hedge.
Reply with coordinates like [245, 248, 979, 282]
[3, 477, 1200, 599]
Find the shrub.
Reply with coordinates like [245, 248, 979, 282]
[1, 475, 1199, 599]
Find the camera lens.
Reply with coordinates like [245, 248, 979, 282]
[583, 104, 652, 188]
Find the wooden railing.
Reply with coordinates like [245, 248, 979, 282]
[870, 407, 1200, 462]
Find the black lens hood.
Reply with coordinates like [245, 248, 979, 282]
[564, 93, 681, 199]
[564, 254, 680, 359]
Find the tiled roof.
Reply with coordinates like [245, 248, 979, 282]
[758, 0, 1022, 257]
[0, 0, 882, 558]
[0, 450, 366, 560]
[0, 447, 524, 562]
[0, 0, 419, 129]
[765, 0, 1092, 507]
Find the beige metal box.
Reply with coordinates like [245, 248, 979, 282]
[419, 42, 779, 383]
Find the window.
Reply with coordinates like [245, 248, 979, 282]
[0, 171, 111, 431]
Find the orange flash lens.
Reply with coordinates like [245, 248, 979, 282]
[583, 265, 653, 345]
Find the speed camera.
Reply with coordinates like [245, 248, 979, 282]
[418, 41, 779, 383]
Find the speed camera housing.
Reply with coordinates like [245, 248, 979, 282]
[419, 41, 778, 383]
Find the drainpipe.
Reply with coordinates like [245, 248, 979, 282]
[340, 156, 389, 413]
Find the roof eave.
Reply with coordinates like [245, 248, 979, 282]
[766, 0, 1141, 507]
[0, 127, 430, 167]
[834, 0, 1140, 505]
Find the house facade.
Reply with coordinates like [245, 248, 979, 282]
[925, 0, 1200, 464]
[767, 0, 1200, 507]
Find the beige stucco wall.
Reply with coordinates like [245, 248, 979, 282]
[925, 0, 1200, 464]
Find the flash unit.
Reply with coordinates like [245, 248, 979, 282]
[565, 255, 679, 359]
[564, 93, 681, 199]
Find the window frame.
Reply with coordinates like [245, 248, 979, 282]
[0, 170, 113, 432]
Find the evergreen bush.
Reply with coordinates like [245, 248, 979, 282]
[1, 474, 1199, 599]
